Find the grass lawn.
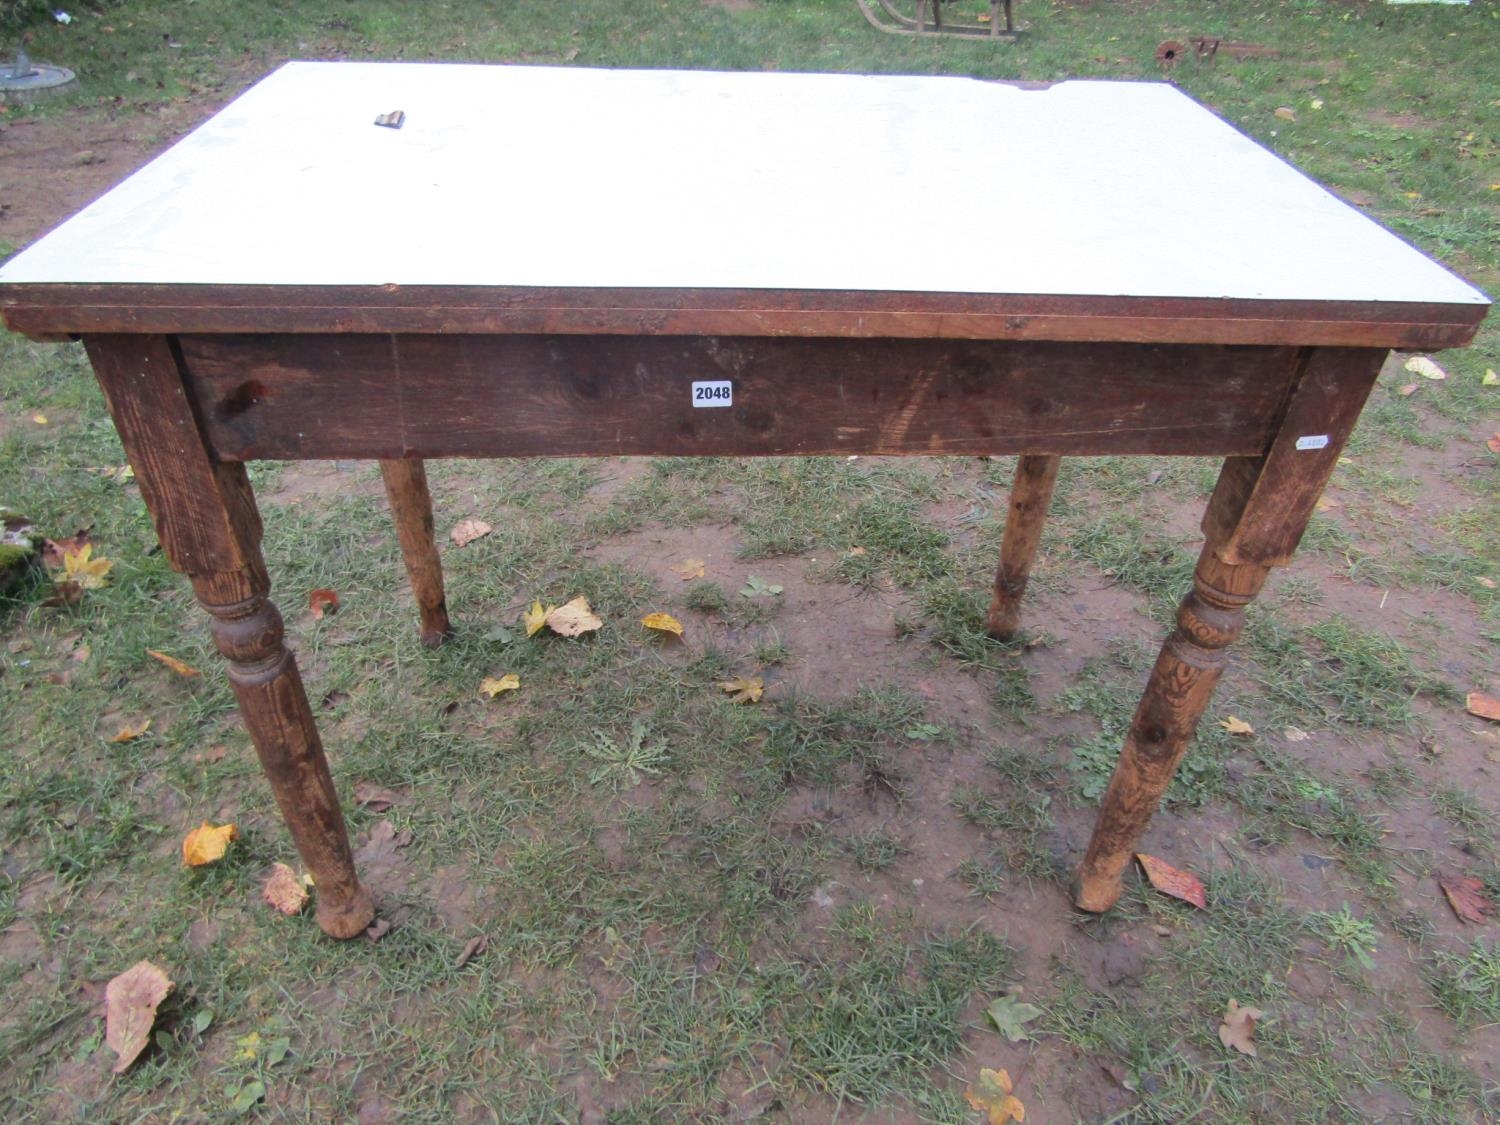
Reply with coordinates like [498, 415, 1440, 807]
[1, 0, 1498, 1120]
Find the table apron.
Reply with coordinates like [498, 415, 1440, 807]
[176, 334, 1304, 461]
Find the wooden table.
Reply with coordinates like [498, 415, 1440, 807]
[1, 63, 1487, 938]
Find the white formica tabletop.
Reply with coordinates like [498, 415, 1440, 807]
[0, 62, 1487, 310]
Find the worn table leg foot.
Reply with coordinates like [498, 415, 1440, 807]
[379, 458, 453, 647]
[195, 570, 377, 939]
[987, 454, 1061, 639]
[1072, 546, 1268, 912]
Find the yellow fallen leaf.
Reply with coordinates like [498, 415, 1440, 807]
[1482, 368, 1498, 386]
[965, 1068, 1025, 1124]
[146, 649, 199, 677]
[671, 557, 706, 581]
[1220, 716, 1255, 736]
[1309, 97, 1324, 110]
[263, 862, 310, 915]
[547, 596, 603, 637]
[449, 518, 493, 547]
[718, 676, 764, 704]
[182, 821, 237, 866]
[523, 600, 552, 637]
[104, 961, 173, 1074]
[32, 412, 48, 425]
[480, 673, 521, 698]
[109, 718, 152, 743]
[641, 612, 684, 637]
[63, 544, 113, 589]
[1403, 355, 1447, 381]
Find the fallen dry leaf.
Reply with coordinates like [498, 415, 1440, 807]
[480, 673, 521, 698]
[1218, 998, 1264, 1056]
[986, 992, 1044, 1042]
[1274, 106, 1296, 121]
[64, 544, 113, 589]
[1220, 715, 1255, 736]
[1315, 495, 1342, 512]
[41, 530, 90, 570]
[547, 596, 603, 637]
[1489, 433, 1500, 455]
[356, 819, 413, 863]
[454, 934, 488, 969]
[523, 600, 553, 637]
[32, 412, 47, 425]
[1403, 355, 1447, 381]
[193, 745, 229, 764]
[1396, 382, 1419, 397]
[104, 961, 173, 1074]
[449, 518, 493, 547]
[641, 612, 684, 637]
[1483, 368, 1498, 386]
[718, 676, 765, 704]
[1136, 853, 1207, 909]
[964, 1067, 1025, 1124]
[146, 649, 199, 677]
[1438, 873, 1495, 924]
[42, 580, 83, 607]
[1466, 692, 1500, 721]
[671, 557, 706, 581]
[83, 463, 134, 483]
[109, 718, 152, 743]
[182, 821, 237, 866]
[365, 918, 393, 942]
[354, 781, 401, 811]
[1284, 726, 1311, 742]
[263, 863, 309, 916]
[308, 588, 340, 619]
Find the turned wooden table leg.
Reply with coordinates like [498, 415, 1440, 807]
[1072, 346, 1386, 911]
[194, 566, 375, 937]
[987, 453, 1061, 639]
[84, 335, 374, 939]
[379, 458, 453, 647]
[1073, 548, 1266, 910]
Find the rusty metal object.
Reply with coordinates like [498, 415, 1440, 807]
[857, 0, 1017, 41]
[1160, 37, 1281, 66]
[1156, 40, 1186, 65]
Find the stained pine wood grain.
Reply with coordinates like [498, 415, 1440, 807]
[987, 454, 1062, 639]
[379, 458, 453, 647]
[3, 285, 1484, 347]
[84, 335, 376, 939]
[179, 334, 1303, 462]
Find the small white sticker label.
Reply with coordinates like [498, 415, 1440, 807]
[1295, 434, 1330, 451]
[692, 380, 733, 408]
